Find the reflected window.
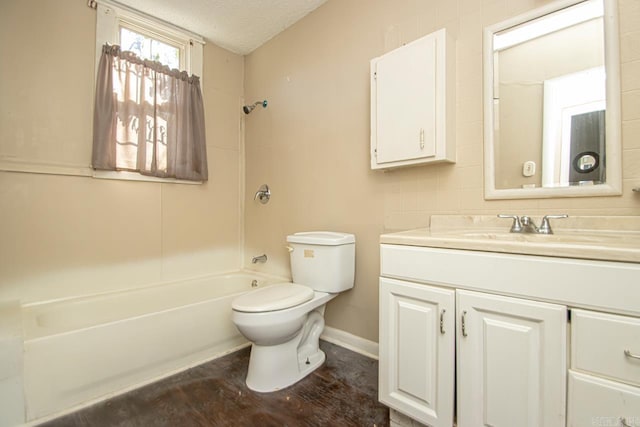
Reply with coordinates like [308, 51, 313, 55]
[542, 67, 605, 187]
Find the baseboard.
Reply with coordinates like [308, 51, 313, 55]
[321, 326, 379, 360]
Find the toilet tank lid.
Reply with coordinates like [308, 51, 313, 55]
[287, 231, 355, 246]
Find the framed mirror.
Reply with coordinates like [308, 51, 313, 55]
[483, 0, 622, 199]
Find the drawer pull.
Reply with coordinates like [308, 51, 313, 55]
[620, 417, 633, 427]
[440, 309, 446, 334]
[624, 349, 640, 361]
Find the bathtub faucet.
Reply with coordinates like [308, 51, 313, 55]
[252, 254, 267, 264]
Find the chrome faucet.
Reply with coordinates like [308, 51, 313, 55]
[498, 214, 568, 235]
[251, 254, 267, 264]
[520, 216, 539, 233]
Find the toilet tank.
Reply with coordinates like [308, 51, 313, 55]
[286, 232, 355, 293]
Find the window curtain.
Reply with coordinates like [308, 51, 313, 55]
[92, 44, 208, 181]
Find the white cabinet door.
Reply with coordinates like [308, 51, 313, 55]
[456, 290, 567, 427]
[379, 278, 455, 427]
[371, 28, 455, 169]
[375, 35, 437, 164]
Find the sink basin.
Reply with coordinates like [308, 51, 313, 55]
[433, 230, 630, 245]
[380, 215, 640, 263]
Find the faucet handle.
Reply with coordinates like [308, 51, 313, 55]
[538, 214, 568, 235]
[497, 214, 523, 233]
[254, 184, 270, 204]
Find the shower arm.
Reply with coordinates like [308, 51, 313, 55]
[243, 99, 268, 114]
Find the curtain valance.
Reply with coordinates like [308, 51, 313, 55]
[92, 44, 208, 181]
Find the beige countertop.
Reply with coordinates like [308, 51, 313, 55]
[380, 215, 640, 263]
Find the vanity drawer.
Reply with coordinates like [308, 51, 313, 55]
[572, 309, 640, 386]
[567, 370, 640, 427]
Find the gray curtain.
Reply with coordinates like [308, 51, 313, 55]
[92, 44, 208, 181]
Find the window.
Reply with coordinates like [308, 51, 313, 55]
[93, 1, 207, 183]
[95, 1, 202, 76]
[119, 25, 181, 70]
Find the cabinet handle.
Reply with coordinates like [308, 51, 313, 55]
[461, 310, 468, 337]
[420, 128, 425, 149]
[624, 349, 640, 360]
[440, 309, 446, 334]
[620, 417, 632, 427]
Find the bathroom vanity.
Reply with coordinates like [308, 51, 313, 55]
[378, 215, 640, 427]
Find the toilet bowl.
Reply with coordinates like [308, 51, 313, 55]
[231, 232, 355, 392]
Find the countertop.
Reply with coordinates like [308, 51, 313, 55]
[380, 215, 640, 263]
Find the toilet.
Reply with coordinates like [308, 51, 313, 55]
[232, 231, 355, 392]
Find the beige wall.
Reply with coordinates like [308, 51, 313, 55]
[0, 0, 638, 344]
[244, 0, 640, 342]
[0, 0, 244, 303]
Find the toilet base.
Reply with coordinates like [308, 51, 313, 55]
[245, 310, 326, 392]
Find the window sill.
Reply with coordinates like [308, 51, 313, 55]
[0, 159, 202, 185]
[93, 170, 203, 185]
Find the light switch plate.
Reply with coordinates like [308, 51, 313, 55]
[522, 161, 536, 177]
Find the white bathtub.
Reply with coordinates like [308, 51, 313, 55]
[21, 271, 283, 422]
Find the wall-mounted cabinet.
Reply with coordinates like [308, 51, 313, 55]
[370, 29, 455, 170]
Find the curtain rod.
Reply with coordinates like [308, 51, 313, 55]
[87, 0, 206, 45]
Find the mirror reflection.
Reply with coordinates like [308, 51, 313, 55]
[484, 0, 622, 199]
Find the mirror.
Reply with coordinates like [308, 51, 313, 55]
[574, 152, 599, 173]
[483, 0, 622, 199]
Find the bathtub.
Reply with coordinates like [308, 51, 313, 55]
[21, 271, 283, 422]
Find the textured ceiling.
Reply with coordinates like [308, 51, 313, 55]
[115, 0, 328, 55]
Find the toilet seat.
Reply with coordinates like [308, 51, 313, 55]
[232, 283, 314, 313]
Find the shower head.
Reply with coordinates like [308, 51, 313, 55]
[243, 100, 268, 114]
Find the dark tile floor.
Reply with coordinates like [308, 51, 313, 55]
[41, 340, 389, 427]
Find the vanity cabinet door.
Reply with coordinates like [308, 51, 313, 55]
[456, 290, 567, 427]
[379, 278, 455, 427]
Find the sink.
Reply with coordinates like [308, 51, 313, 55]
[433, 230, 631, 245]
[380, 215, 640, 263]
